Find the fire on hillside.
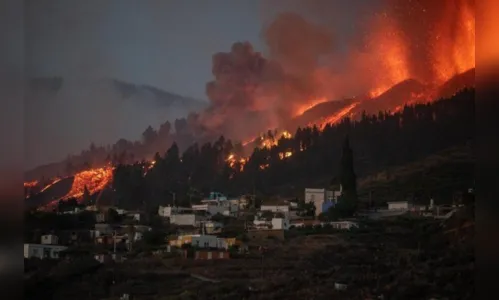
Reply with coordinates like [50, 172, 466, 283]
[25, 0, 477, 207]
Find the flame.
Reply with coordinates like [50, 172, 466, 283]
[433, 0, 475, 83]
[368, 12, 410, 98]
[279, 151, 293, 159]
[24, 180, 38, 188]
[259, 130, 293, 149]
[143, 160, 156, 175]
[62, 167, 114, 201]
[226, 153, 247, 171]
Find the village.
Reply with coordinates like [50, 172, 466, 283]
[23, 181, 474, 299]
[24, 184, 461, 261]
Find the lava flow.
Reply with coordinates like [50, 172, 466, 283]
[62, 167, 114, 200]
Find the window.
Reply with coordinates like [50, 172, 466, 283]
[32, 248, 39, 258]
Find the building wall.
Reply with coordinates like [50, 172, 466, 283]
[191, 235, 219, 248]
[170, 214, 197, 226]
[24, 244, 67, 259]
[41, 234, 58, 245]
[322, 201, 334, 214]
[388, 202, 409, 210]
[158, 206, 172, 217]
[305, 188, 326, 216]
[260, 205, 289, 213]
[272, 218, 290, 230]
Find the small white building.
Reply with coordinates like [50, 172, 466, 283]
[387, 201, 411, 211]
[305, 187, 341, 216]
[305, 188, 327, 216]
[24, 244, 67, 259]
[41, 234, 59, 245]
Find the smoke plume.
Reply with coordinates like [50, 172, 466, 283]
[196, 0, 476, 142]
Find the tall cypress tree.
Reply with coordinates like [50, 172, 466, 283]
[337, 136, 357, 215]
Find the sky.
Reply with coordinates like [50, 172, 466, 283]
[26, 0, 266, 100]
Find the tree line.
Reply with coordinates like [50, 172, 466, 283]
[111, 88, 474, 210]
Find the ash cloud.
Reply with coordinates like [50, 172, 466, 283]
[199, 13, 338, 140]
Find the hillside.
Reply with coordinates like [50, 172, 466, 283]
[24, 77, 208, 173]
[356, 144, 474, 205]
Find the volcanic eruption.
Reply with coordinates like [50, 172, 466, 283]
[192, 0, 475, 144]
[26, 0, 477, 207]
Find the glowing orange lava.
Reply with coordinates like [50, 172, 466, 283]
[62, 167, 114, 201]
[294, 97, 328, 116]
[320, 102, 360, 130]
[24, 180, 38, 188]
[40, 178, 61, 193]
[368, 12, 410, 98]
[433, 0, 475, 83]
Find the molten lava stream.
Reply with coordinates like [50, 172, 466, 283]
[319, 102, 360, 130]
[61, 167, 114, 201]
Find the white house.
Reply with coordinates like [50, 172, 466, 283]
[24, 244, 67, 259]
[41, 234, 59, 245]
[387, 201, 411, 211]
